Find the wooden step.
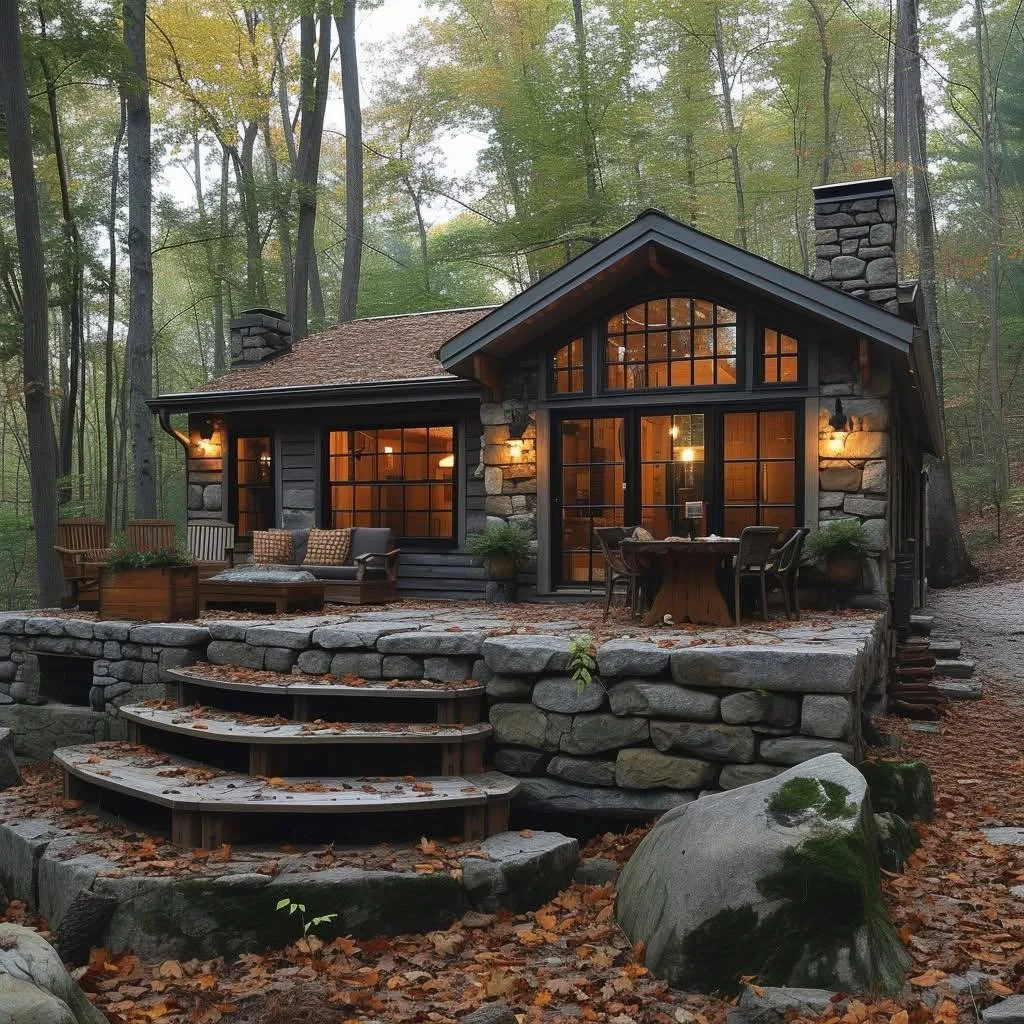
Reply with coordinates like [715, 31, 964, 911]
[55, 742, 519, 849]
[910, 614, 934, 636]
[934, 659, 975, 679]
[165, 667, 484, 725]
[119, 703, 492, 775]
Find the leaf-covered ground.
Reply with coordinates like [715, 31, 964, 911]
[5, 643, 1024, 1023]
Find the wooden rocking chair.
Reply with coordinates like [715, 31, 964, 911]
[187, 521, 235, 578]
[54, 517, 110, 608]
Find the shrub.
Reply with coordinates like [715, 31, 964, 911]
[804, 519, 869, 561]
[106, 534, 193, 571]
[465, 521, 530, 568]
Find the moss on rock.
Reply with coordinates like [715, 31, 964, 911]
[768, 777, 857, 826]
[859, 761, 934, 822]
[874, 811, 919, 873]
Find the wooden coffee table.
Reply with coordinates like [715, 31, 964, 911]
[198, 579, 326, 613]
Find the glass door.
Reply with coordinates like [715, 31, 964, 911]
[557, 417, 625, 587]
[722, 409, 797, 535]
[639, 413, 707, 537]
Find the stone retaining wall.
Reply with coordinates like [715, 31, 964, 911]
[0, 612, 888, 815]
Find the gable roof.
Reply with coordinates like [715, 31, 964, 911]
[189, 306, 496, 395]
[439, 208, 915, 372]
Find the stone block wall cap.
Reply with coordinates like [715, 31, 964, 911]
[812, 177, 896, 204]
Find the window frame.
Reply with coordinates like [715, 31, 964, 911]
[601, 294, 744, 395]
[549, 335, 587, 396]
[228, 431, 275, 543]
[757, 321, 804, 387]
[322, 422, 459, 548]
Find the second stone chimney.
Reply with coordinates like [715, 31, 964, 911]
[812, 178, 898, 314]
[230, 308, 292, 367]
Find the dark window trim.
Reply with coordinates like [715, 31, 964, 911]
[228, 430, 275, 542]
[549, 335, 587, 397]
[756, 319, 806, 388]
[320, 421, 460, 549]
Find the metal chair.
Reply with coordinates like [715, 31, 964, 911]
[594, 526, 646, 619]
[733, 526, 781, 623]
[187, 521, 236, 578]
[126, 519, 178, 553]
[767, 527, 810, 620]
[54, 517, 110, 608]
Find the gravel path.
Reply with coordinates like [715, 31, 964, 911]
[929, 581, 1024, 684]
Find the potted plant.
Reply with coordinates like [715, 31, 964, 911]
[99, 536, 198, 621]
[805, 518, 869, 586]
[467, 522, 530, 601]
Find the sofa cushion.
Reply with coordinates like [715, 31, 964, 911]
[351, 528, 393, 569]
[252, 529, 294, 563]
[304, 565, 387, 581]
[304, 528, 351, 566]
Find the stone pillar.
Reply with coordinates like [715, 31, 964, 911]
[812, 178, 898, 313]
[229, 309, 292, 367]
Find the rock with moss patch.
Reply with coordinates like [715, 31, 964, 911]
[873, 812, 918, 873]
[859, 761, 934, 822]
[615, 753, 910, 995]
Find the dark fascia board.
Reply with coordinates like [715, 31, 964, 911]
[149, 375, 483, 415]
[909, 327, 946, 458]
[438, 211, 915, 371]
[813, 177, 896, 204]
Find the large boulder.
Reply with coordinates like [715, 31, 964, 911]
[0, 924, 108, 1024]
[859, 761, 934, 822]
[616, 754, 909, 995]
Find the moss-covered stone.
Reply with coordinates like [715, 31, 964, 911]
[873, 812, 919, 873]
[768, 777, 857, 826]
[859, 761, 934, 822]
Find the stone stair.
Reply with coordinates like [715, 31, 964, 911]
[891, 618, 980, 714]
[54, 659, 518, 849]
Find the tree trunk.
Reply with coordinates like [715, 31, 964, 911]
[0, 0, 62, 605]
[712, 6, 747, 249]
[263, 121, 295, 317]
[900, 0, 974, 586]
[233, 123, 267, 307]
[571, 0, 601, 239]
[289, 6, 332, 342]
[893, 0, 911, 256]
[124, 0, 157, 518]
[336, 0, 363, 322]
[214, 147, 228, 373]
[807, 0, 834, 185]
[105, 94, 126, 523]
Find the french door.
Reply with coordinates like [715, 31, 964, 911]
[553, 406, 799, 589]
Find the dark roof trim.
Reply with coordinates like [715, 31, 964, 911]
[438, 210, 914, 370]
[150, 375, 483, 414]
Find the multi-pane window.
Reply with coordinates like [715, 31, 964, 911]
[328, 426, 455, 540]
[722, 410, 797, 536]
[762, 328, 800, 383]
[552, 337, 585, 394]
[234, 436, 273, 540]
[605, 297, 738, 390]
[639, 413, 706, 538]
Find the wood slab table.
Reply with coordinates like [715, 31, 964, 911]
[621, 538, 741, 627]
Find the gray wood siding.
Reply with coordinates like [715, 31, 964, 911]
[277, 427, 318, 531]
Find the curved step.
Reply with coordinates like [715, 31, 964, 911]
[166, 665, 483, 698]
[55, 742, 519, 848]
[166, 665, 485, 725]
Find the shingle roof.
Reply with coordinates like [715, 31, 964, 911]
[194, 306, 497, 393]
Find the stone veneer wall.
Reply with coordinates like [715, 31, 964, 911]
[0, 612, 887, 817]
[186, 419, 225, 522]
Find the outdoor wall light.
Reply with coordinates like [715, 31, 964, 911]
[506, 400, 531, 439]
[197, 417, 215, 441]
[508, 439, 525, 461]
[828, 398, 848, 432]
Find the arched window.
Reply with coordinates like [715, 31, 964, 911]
[552, 337, 584, 394]
[605, 297, 738, 390]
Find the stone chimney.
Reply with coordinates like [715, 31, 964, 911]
[230, 308, 292, 367]
[812, 178, 898, 314]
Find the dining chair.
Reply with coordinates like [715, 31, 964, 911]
[595, 526, 644, 619]
[733, 526, 781, 624]
[767, 527, 810, 620]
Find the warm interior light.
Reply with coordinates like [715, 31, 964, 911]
[669, 425, 679, 439]
[383, 445, 394, 455]
[508, 439, 524, 460]
[438, 454, 455, 468]
[680, 447, 695, 463]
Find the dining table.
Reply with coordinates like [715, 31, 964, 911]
[620, 536, 742, 627]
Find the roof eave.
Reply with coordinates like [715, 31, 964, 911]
[439, 213, 915, 372]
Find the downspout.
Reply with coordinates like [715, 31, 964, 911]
[157, 406, 190, 451]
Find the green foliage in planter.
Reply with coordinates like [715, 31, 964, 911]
[805, 519, 869, 562]
[466, 522, 530, 569]
[106, 535, 193, 571]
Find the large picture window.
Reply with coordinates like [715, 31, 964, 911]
[328, 426, 455, 540]
[233, 435, 274, 540]
[605, 297, 738, 390]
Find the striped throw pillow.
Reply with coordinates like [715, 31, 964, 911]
[251, 529, 294, 564]
[303, 528, 352, 566]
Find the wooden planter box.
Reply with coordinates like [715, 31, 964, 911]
[99, 566, 199, 622]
